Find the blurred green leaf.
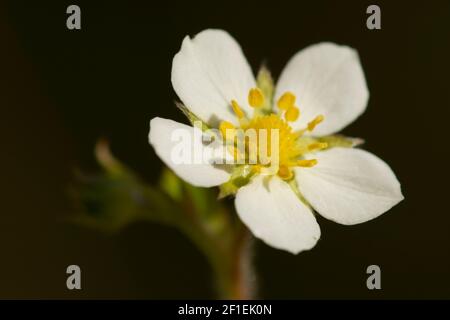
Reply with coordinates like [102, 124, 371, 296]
[70, 139, 254, 299]
[70, 139, 239, 247]
[70, 140, 179, 232]
[159, 168, 183, 201]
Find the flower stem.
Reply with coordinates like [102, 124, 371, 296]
[212, 226, 255, 300]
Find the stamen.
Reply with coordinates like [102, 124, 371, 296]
[226, 90, 324, 177]
[219, 121, 236, 140]
[293, 130, 304, 139]
[297, 159, 318, 167]
[285, 106, 300, 122]
[248, 88, 264, 108]
[308, 142, 328, 151]
[277, 92, 296, 110]
[278, 165, 293, 180]
[252, 165, 262, 174]
[231, 100, 245, 119]
[307, 115, 324, 131]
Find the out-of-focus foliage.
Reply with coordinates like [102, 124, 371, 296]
[71, 140, 178, 232]
[71, 139, 240, 238]
[70, 140, 253, 298]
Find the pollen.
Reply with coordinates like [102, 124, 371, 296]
[277, 92, 296, 110]
[248, 88, 264, 108]
[278, 165, 293, 180]
[224, 90, 325, 179]
[252, 164, 262, 174]
[285, 106, 300, 122]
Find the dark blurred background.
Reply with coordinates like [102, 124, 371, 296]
[1, 0, 449, 299]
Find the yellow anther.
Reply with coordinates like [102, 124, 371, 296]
[248, 88, 264, 108]
[297, 159, 318, 167]
[219, 121, 236, 140]
[308, 142, 328, 151]
[231, 100, 245, 119]
[278, 165, 293, 180]
[277, 92, 296, 110]
[307, 115, 324, 131]
[252, 165, 262, 174]
[285, 105, 300, 122]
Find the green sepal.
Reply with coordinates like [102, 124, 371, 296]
[256, 65, 275, 114]
[218, 165, 254, 199]
[175, 101, 210, 131]
[318, 134, 364, 149]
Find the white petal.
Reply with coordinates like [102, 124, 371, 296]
[295, 148, 404, 225]
[149, 117, 231, 187]
[275, 42, 369, 136]
[235, 175, 320, 254]
[171, 29, 255, 127]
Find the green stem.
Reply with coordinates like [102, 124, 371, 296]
[211, 225, 255, 300]
[178, 215, 255, 299]
[174, 186, 256, 300]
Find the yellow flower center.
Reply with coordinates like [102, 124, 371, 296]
[219, 88, 326, 180]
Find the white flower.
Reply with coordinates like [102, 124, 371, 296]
[149, 29, 404, 254]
